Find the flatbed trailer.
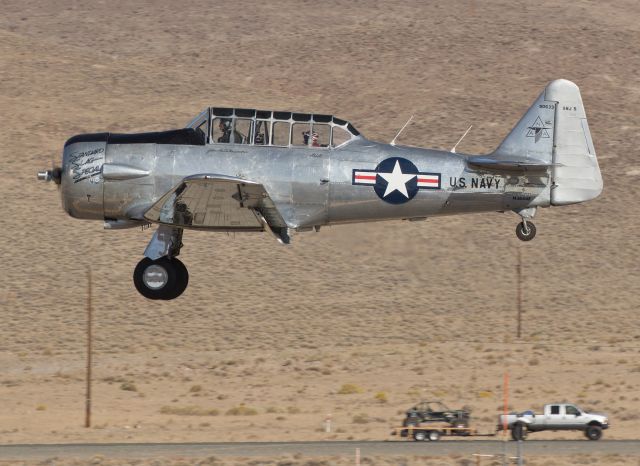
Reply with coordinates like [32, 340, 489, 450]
[392, 425, 496, 442]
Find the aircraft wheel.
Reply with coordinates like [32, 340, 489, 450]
[516, 221, 536, 241]
[164, 258, 189, 300]
[133, 257, 179, 300]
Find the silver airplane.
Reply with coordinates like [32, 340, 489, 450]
[39, 79, 602, 300]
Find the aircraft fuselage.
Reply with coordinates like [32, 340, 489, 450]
[62, 136, 548, 230]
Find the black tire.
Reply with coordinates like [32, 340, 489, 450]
[163, 258, 189, 300]
[516, 221, 537, 241]
[511, 423, 527, 441]
[427, 430, 441, 442]
[585, 425, 602, 441]
[133, 257, 178, 300]
[413, 430, 427, 441]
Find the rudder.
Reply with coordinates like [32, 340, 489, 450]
[492, 79, 602, 206]
[546, 79, 602, 206]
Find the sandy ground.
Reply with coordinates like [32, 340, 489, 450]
[1, 0, 640, 463]
[4, 454, 640, 466]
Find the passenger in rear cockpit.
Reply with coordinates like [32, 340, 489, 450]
[303, 130, 320, 147]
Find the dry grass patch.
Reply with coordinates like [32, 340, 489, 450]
[337, 383, 364, 395]
[374, 391, 388, 403]
[225, 404, 258, 416]
[119, 381, 137, 392]
[159, 406, 220, 416]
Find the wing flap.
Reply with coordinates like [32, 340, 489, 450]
[144, 174, 286, 232]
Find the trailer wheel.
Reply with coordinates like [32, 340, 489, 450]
[511, 423, 527, 441]
[428, 430, 441, 441]
[585, 425, 602, 441]
[413, 430, 427, 441]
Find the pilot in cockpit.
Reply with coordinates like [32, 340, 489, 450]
[218, 119, 233, 143]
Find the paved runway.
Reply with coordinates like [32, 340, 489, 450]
[1, 440, 639, 460]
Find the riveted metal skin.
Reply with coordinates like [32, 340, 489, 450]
[45, 80, 601, 243]
[40, 80, 602, 298]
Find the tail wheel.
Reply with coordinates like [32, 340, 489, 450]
[516, 220, 536, 241]
[516, 221, 536, 241]
[585, 425, 602, 441]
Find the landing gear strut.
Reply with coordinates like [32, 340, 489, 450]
[514, 207, 537, 242]
[134, 225, 189, 300]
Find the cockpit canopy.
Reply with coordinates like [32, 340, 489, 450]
[186, 107, 361, 149]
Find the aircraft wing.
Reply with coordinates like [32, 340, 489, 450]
[467, 156, 556, 172]
[143, 174, 290, 242]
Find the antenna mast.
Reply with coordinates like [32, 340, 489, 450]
[451, 125, 473, 153]
[390, 115, 414, 146]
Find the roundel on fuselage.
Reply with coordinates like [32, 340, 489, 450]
[351, 157, 441, 204]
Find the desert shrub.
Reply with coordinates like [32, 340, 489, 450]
[338, 383, 364, 395]
[374, 391, 388, 403]
[190, 385, 203, 393]
[160, 406, 219, 416]
[226, 404, 258, 416]
[352, 414, 370, 424]
[102, 376, 126, 384]
[120, 381, 137, 392]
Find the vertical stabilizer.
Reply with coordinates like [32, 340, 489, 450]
[492, 87, 556, 164]
[492, 79, 602, 206]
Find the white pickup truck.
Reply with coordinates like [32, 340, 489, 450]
[498, 403, 609, 440]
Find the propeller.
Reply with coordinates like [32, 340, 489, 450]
[37, 152, 62, 185]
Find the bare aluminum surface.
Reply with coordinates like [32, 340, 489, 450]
[45, 79, 602, 243]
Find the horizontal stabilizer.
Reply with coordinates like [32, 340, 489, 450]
[467, 156, 556, 172]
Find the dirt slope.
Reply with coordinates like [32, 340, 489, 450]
[0, 0, 639, 448]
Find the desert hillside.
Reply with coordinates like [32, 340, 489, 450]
[0, 0, 639, 453]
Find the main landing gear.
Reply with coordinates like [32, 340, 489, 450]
[134, 225, 189, 300]
[134, 257, 189, 300]
[514, 207, 537, 242]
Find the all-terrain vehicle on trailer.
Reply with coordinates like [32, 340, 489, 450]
[402, 401, 471, 428]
